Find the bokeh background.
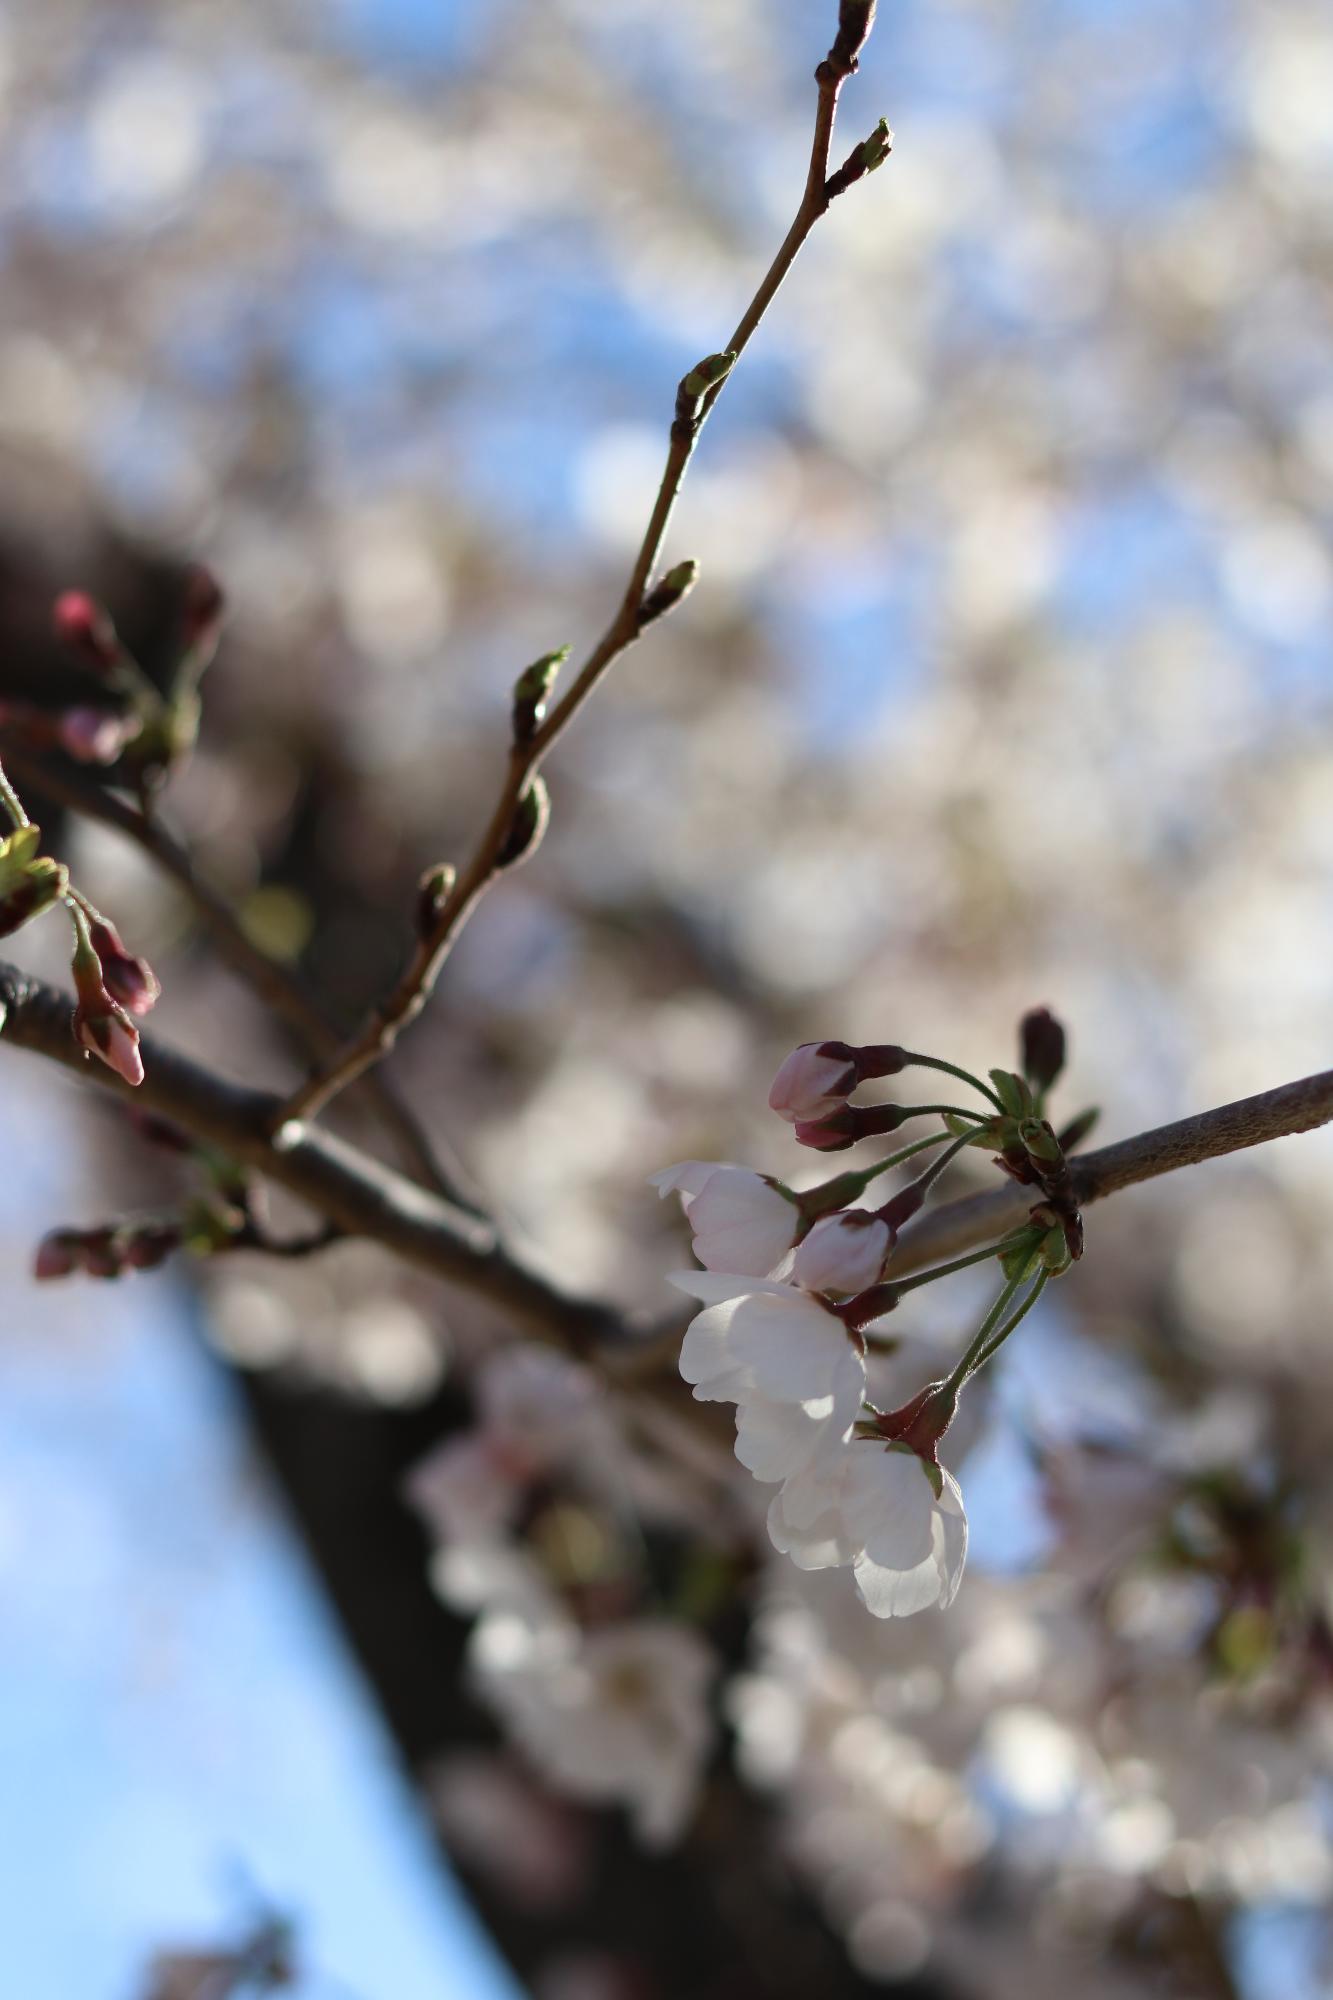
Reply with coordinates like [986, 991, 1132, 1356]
[1, 0, 1332, 1994]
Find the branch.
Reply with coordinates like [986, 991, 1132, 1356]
[0, 741, 483, 1214]
[890, 1069, 1333, 1277]
[275, 2, 888, 1131]
[6, 953, 1331, 1375]
[0, 959, 626, 1349]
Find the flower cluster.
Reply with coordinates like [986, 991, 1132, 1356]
[658, 1017, 1084, 1619]
[407, 1344, 715, 1846]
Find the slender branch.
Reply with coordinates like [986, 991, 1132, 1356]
[274, 5, 885, 1131]
[890, 1070, 1333, 1277]
[0, 741, 481, 1214]
[4, 955, 1331, 1374]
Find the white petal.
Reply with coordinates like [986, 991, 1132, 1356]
[668, 1269, 794, 1307]
[767, 1486, 858, 1569]
[853, 1544, 949, 1618]
[840, 1444, 937, 1567]
[934, 1468, 969, 1608]
[729, 1292, 857, 1402]
[650, 1160, 731, 1199]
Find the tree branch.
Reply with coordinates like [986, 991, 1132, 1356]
[274, 5, 888, 1131]
[890, 1069, 1333, 1277]
[0, 741, 483, 1214]
[0, 959, 625, 1349]
[5, 953, 1331, 1374]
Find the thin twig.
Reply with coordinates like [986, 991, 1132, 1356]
[0, 742, 482, 1213]
[274, 4, 886, 1131]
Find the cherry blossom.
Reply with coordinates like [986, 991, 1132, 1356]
[768, 1439, 968, 1617]
[471, 1614, 714, 1846]
[651, 1161, 798, 1276]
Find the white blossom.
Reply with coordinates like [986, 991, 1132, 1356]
[768, 1439, 968, 1617]
[791, 1210, 891, 1295]
[651, 1160, 798, 1276]
[471, 1614, 715, 1847]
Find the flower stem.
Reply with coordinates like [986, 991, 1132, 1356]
[891, 1229, 1037, 1298]
[969, 1269, 1050, 1374]
[901, 1052, 1005, 1112]
[0, 757, 30, 831]
[942, 1270, 1027, 1393]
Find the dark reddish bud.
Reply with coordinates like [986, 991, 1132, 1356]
[120, 1225, 181, 1271]
[88, 915, 160, 1015]
[33, 1230, 81, 1281]
[79, 1228, 124, 1279]
[1020, 1007, 1066, 1093]
[52, 591, 120, 675]
[793, 1100, 920, 1151]
[180, 564, 225, 649]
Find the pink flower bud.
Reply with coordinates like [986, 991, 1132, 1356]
[56, 707, 136, 764]
[76, 1003, 145, 1086]
[52, 591, 120, 674]
[793, 1211, 892, 1295]
[33, 1230, 81, 1281]
[88, 915, 160, 1015]
[769, 1042, 858, 1124]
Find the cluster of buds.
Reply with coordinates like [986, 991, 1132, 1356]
[0, 822, 68, 936]
[48, 568, 225, 785]
[35, 1220, 180, 1281]
[659, 1009, 1092, 1618]
[69, 901, 158, 1086]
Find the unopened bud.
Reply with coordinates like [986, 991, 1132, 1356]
[496, 777, 550, 870]
[56, 707, 137, 765]
[1020, 1006, 1066, 1093]
[675, 351, 737, 427]
[52, 591, 121, 675]
[1018, 1117, 1062, 1164]
[638, 559, 699, 628]
[33, 1229, 81, 1281]
[511, 647, 570, 743]
[415, 862, 457, 939]
[88, 914, 160, 1016]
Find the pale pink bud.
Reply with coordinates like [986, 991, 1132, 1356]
[793, 1210, 892, 1295]
[76, 1004, 145, 1086]
[768, 1042, 857, 1124]
[56, 707, 135, 764]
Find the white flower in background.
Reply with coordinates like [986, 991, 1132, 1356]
[791, 1210, 891, 1295]
[768, 1042, 857, 1124]
[475, 1343, 611, 1473]
[405, 1432, 522, 1549]
[472, 1614, 715, 1847]
[651, 1161, 799, 1276]
[769, 1439, 968, 1617]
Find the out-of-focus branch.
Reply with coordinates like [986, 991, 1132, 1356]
[0, 741, 483, 1214]
[5, 954, 1331, 1374]
[890, 1069, 1333, 1276]
[275, 1, 888, 1131]
[0, 959, 625, 1349]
